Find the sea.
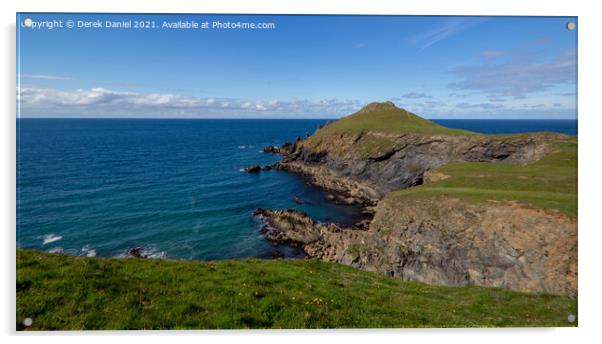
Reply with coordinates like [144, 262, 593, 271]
[16, 118, 577, 260]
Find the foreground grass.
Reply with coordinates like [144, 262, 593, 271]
[391, 142, 577, 217]
[17, 249, 576, 330]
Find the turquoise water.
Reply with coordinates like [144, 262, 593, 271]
[16, 118, 577, 260]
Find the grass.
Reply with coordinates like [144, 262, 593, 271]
[307, 102, 473, 140]
[302, 102, 572, 158]
[17, 249, 577, 330]
[304, 102, 474, 157]
[390, 142, 577, 217]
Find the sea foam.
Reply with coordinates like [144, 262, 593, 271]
[41, 234, 63, 245]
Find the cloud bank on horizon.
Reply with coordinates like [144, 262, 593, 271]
[17, 14, 577, 119]
[18, 86, 361, 118]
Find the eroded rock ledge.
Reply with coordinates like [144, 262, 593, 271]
[270, 132, 561, 205]
[255, 198, 577, 296]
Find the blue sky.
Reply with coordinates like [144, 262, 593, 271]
[17, 13, 577, 119]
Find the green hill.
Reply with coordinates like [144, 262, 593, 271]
[310, 101, 475, 137]
[303, 102, 474, 157]
[17, 249, 576, 330]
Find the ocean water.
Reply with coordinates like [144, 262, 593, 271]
[433, 119, 577, 135]
[16, 118, 577, 260]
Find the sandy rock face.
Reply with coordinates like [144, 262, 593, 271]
[367, 198, 577, 296]
[255, 198, 577, 296]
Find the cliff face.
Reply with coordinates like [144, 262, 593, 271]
[278, 133, 557, 205]
[258, 102, 577, 296]
[256, 196, 577, 296]
[274, 102, 560, 205]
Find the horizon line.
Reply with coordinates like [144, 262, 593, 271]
[16, 116, 578, 120]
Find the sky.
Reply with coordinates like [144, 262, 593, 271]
[17, 13, 577, 119]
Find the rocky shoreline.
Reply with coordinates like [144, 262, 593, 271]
[252, 102, 577, 296]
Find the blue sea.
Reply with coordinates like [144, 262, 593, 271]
[16, 118, 577, 260]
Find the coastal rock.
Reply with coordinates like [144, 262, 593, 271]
[254, 208, 346, 259]
[244, 165, 261, 173]
[262, 142, 296, 155]
[276, 131, 561, 200]
[262, 146, 280, 154]
[127, 246, 148, 259]
[255, 198, 577, 296]
[257, 102, 577, 296]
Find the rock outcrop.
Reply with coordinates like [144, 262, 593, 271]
[243, 165, 261, 173]
[255, 102, 577, 296]
[275, 128, 559, 204]
[255, 197, 577, 296]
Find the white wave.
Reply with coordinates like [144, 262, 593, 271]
[146, 250, 166, 259]
[48, 247, 63, 254]
[81, 245, 97, 257]
[237, 145, 246, 149]
[40, 234, 63, 245]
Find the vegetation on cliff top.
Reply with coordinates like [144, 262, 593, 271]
[390, 141, 577, 217]
[303, 101, 570, 157]
[303, 102, 474, 157]
[17, 249, 576, 330]
[308, 101, 474, 138]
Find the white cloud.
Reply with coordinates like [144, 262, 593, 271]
[411, 18, 488, 51]
[19, 73, 72, 80]
[456, 102, 504, 110]
[17, 87, 362, 118]
[449, 50, 576, 98]
[396, 92, 433, 100]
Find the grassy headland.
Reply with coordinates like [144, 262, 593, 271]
[390, 141, 577, 217]
[17, 249, 576, 330]
[309, 101, 474, 137]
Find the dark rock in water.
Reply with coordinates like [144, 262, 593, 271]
[244, 165, 261, 173]
[127, 246, 148, 259]
[263, 142, 296, 155]
[271, 250, 284, 259]
[292, 196, 303, 204]
[261, 165, 273, 171]
[262, 146, 280, 154]
[254, 208, 344, 257]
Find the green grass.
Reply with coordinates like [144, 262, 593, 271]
[308, 102, 474, 139]
[17, 249, 577, 330]
[304, 102, 474, 157]
[390, 142, 577, 217]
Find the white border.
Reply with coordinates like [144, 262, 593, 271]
[2, 0, 601, 343]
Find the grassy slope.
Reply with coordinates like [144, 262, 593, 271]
[305, 102, 577, 216]
[304, 102, 473, 157]
[312, 102, 475, 136]
[390, 141, 577, 217]
[17, 249, 576, 330]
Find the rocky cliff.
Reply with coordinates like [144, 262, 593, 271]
[272, 102, 563, 205]
[257, 101, 577, 296]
